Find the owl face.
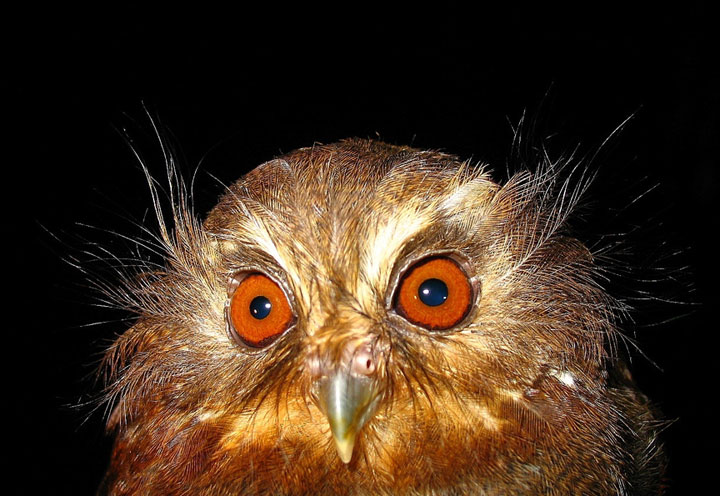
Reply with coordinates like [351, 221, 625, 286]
[101, 139, 660, 495]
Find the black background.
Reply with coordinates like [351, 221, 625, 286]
[10, 2, 717, 494]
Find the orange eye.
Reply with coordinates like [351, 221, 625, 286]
[227, 273, 294, 347]
[395, 257, 472, 330]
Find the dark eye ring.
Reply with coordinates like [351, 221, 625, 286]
[394, 257, 473, 330]
[226, 272, 294, 348]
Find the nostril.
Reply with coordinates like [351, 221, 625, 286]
[351, 346, 376, 376]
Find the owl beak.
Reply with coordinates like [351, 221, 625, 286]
[316, 371, 380, 464]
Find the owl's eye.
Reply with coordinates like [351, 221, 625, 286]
[227, 273, 294, 347]
[395, 257, 472, 330]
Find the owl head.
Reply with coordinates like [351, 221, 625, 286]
[100, 139, 662, 494]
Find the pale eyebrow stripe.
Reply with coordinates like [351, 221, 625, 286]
[357, 206, 430, 304]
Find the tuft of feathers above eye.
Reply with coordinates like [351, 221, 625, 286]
[97, 138, 666, 496]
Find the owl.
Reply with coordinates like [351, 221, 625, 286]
[98, 138, 665, 495]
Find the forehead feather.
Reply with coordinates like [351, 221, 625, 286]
[205, 139, 494, 299]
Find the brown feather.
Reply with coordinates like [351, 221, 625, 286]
[99, 138, 665, 495]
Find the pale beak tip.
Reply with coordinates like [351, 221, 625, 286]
[333, 437, 355, 464]
[318, 371, 379, 465]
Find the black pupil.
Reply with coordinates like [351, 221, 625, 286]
[418, 278, 448, 306]
[250, 296, 272, 319]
